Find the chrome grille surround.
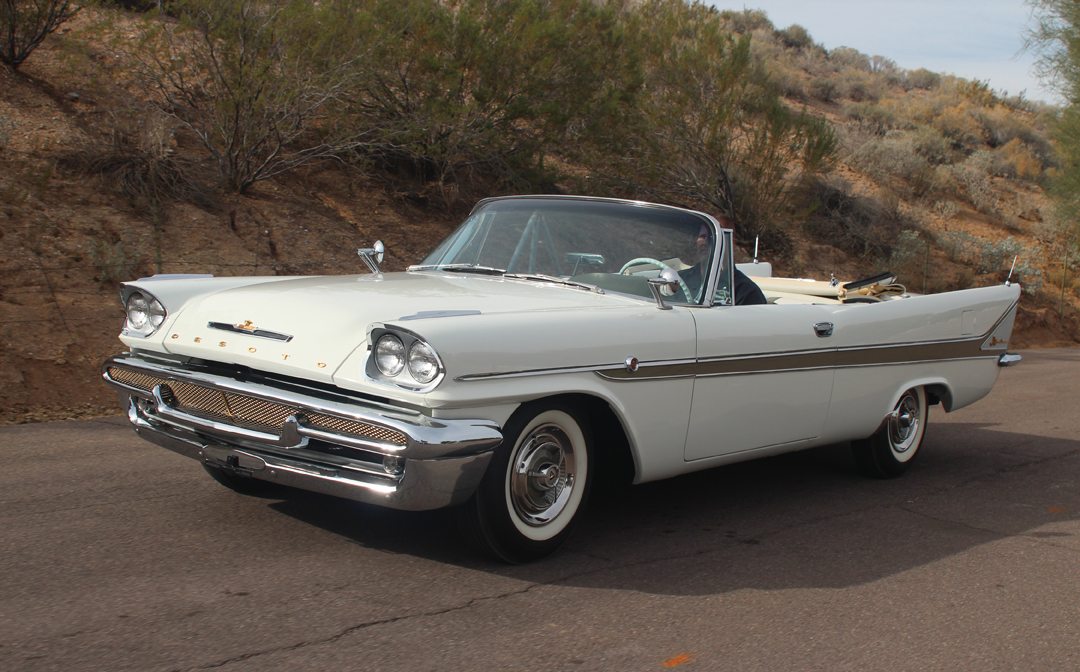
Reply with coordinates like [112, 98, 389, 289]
[106, 364, 408, 446]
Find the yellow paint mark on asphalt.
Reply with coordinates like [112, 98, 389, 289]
[662, 653, 693, 668]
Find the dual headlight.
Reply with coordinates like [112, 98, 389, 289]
[123, 290, 167, 337]
[370, 329, 443, 389]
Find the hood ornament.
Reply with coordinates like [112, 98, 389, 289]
[207, 321, 293, 342]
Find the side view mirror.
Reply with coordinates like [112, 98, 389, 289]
[357, 240, 385, 274]
[647, 268, 681, 310]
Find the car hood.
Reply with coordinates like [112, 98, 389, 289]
[156, 271, 635, 382]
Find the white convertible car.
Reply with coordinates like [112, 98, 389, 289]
[103, 196, 1021, 561]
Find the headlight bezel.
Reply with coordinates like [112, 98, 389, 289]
[121, 287, 167, 338]
[366, 326, 445, 391]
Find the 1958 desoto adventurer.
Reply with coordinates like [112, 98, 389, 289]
[103, 196, 1021, 561]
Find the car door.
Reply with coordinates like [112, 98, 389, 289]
[683, 303, 837, 461]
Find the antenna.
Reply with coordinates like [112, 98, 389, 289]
[753, 236, 759, 264]
[1005, 255, 1017, 286]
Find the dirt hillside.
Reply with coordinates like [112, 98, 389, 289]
[1, 9, 1077, 425]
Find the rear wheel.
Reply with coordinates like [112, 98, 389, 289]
[459, 401, 592, 563]
[852, 386, 928, 478]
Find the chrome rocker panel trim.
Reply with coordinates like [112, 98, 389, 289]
[104, 353, 502, 511]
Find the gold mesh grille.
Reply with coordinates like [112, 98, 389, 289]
[222, 392, 298, 431]
[106, 366, 407, 446]
[172, 382, 232, 419]
[306, 412, 409, 446]
[109, 367, 162, 392]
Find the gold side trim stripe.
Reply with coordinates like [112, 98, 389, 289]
[596, 338, 993, 381]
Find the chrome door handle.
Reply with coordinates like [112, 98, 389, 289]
[813, 322, 834, 337]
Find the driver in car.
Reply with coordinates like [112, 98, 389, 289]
[680, 219, 767, 306]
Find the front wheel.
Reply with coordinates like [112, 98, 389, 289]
[459, 401, 593, 563]
[852, 386, 928, 478]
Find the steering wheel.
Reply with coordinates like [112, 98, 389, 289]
[618, 257, 694, 303]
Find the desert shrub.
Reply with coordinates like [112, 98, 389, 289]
[0, 0, 78, 68]
[938, 230, 980, 264]
[976, 106, 1033, 147]
[130, 0, 368, 194]
[809, 77, 838, 103]
[936, 232, 1038, 288]
[794, 47, 832, 77]
[932, 199, 960, 219]
[58, 110, 212, 211]
[904, 68, 941, 90]
[889, 229, 929, 287]
[769, 63, 807, 100]
[849, 133, 937, 196]
[976, 236, 1025, 273]
[975, 106, 1056, 166]
[346, 0, 633, 205]
[951, 78, 997, 106]
[597, 0, 837, 243]
[950, 158, 998, 215]
[911, 125, 954, 165]
[718, 8, 773, 34]
[933, 105, 984, 149]
[843, 102, 897, 135]
[829, 46, 869, 71]
[775, 23, 814, 50]
[991, 139, 1045, 180]
[869, 55, 898, 74]
[836, 69, 882, 102]
[802, 176, 905, 260]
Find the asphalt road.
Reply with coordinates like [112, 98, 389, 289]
[2, 349, 1079, 672]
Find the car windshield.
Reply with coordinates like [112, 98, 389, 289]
[416, 198, 717, 304]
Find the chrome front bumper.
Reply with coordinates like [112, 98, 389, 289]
[103, 353, 502, 511]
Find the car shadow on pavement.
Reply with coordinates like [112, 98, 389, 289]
[265, 421, 1080, 595]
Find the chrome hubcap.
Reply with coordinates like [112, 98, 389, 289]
[510, 424, 576, 527]
[889, 393, 921, 453]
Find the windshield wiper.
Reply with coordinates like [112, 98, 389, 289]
[504, 273, 602, 293]
[407, 263, 506, 275]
